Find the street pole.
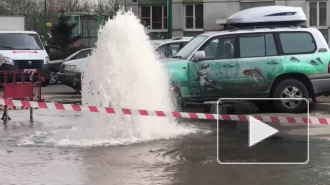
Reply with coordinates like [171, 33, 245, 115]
[43, 0, 47, 46]
[99, 0, 102, 15]
[168, 0, 172, 39]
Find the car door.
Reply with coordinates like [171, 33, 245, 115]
[188, 35, 238, 98]
[237, 33, 283, 96]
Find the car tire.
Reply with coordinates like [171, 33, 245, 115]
[73, 75, 81, 94]
[42, 74, 51, 87]
[272, 79, 308, 113]
[252, 100, 275, 112]
[49, 71, 59, 85]
[42, 80, 50, 87]
[172, 87, 183, 111]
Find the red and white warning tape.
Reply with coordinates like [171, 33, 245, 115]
[0, 99, 328, 125]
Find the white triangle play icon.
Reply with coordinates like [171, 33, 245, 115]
[249, 116, 279, 147]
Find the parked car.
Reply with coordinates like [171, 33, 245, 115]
[0, 30, 49, 82]
[59, 38, 193, 93]
[166, 6, 330, 113]
[43, 48, 93, 85]
[57, 49, 93, 93]
[152, 37, 193, 58]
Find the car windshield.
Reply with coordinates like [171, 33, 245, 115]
[173, 35, 207, 59]
[0, 33, 44, 50]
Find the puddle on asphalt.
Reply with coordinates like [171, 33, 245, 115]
[0, 109, 329, 185]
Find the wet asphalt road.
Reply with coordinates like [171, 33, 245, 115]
[0, 85, 329, 185]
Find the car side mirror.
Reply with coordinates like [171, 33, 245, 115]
[193, 51, 206, 61]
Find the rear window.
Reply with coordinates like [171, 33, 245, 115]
[279, 32, 316, 54]
[0, 33, 44, 50]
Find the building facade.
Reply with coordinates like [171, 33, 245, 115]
[124, 0, 329, 42]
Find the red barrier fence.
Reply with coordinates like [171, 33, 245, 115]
[0, 69, 44, 102]
[0, 69, 45, 122]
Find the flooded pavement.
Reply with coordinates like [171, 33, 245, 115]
[0, 109, 329, 185]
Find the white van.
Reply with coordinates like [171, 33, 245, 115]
[0, 30, 49, 72]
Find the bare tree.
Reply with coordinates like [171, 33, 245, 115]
[104, 0, 122, 17]
[47, 0, 80, 14]
[7, 0, 41, 16]
[0, 0, 10, 15]
[78, 0, 94, 13]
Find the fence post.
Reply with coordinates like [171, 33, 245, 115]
[1, 105, 11, 124]
[30, 108, 33, 123]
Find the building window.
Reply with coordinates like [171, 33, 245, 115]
[308, 2, 328, 42]
[184, 4, 203, 30]
[140, 6, 167, 31]
[309, 1, 327, 26]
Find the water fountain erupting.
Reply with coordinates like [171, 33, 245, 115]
[60, 10, 196, 146]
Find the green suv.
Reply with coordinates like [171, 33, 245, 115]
[165, 26, 330, 113]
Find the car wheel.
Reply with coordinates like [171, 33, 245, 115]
[252, 100, 275, 112]
[172, 87, 183, 111]
[49, 71, 59, 85]
[272, 79, 308, 113]
[73, 75, 81, 94]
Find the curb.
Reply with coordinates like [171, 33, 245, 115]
[311, 103, 330, 113]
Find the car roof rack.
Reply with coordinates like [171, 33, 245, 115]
[226, 24, 307, 32]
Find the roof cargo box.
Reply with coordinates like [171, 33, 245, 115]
[223, 6, 306, 29]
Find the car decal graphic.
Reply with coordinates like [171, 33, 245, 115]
[196, 62, 221, 90]
[243, 67, 266, 88]
[290, 57, 300, 62]
[315, 57, 323, 65]
[309, 60, 318, 66]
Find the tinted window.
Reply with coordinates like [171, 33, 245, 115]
[199, 37, 235, 60]
[265, 34, 277, 56]
[0, 33, 43, 50]
[203, 39, 218, 59]
[240, 33, 277, 58]
[279, 32, 316, 54]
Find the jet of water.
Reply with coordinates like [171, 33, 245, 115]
[55, 10, 195, 146]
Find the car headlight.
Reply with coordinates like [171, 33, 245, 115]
[3, 56, 14, 65]
[44, 56, 50, 64]
[64, 65, 76, 71]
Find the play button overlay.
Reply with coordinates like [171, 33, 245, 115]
[217, 98, 309, 165]
[249, 116, 279, 147]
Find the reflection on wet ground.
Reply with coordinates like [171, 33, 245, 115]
[0, 109, 329, 185]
